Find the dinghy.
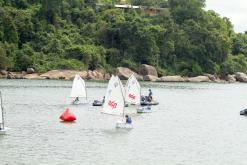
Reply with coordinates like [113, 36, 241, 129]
[101, 76, 133, 129]
[140, 101, 159, 106]
[70, 74, 87, 104]
[137, 106, 152, 113]
[92, 100, 103, 106]
[240, 109, 247, 115]
[0, 91, 8, 135]
[140, 96, 159, 106]
[92, 75, 116, 107]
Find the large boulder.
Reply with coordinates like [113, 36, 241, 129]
[143, 75, 160, 82]
[40, 70, 87, 80]
[188, 76, 211, 82]
[203, 74, 220, 82]
[24, 73, 44, 80]
[139, 64, 158, 77]
[0, 70, 7, 75]
[116, 67, 136, 80]
[225, 75, 236, 83]
[104, 73, 111, 80]
[161, 76, 185, 82]
[26, 68, 35, 74]
[7, 72, 24, 79]
[87, 70, 104, 80]
[235, 72, 247, 82]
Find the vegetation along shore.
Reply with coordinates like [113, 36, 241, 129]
[1, 0, 247, 81]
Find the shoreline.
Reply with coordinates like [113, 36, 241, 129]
[0, 68, 246, 83]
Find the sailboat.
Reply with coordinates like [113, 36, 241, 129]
[0, 91, 8, 135]
[92, 75, 116, 106]
[101, 76, 133, 129]
[125, 74, 141, 105]
[70, 74, 87, 104]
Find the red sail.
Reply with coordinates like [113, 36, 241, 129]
[60, 108, 76, 122]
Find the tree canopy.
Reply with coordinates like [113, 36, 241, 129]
[0, 0, 246, 76]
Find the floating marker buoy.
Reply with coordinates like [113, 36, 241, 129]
[60, 108, 76, 122]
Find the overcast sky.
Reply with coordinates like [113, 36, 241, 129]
[205, 0, 247, 33]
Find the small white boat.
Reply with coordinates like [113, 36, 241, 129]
[0, 91, 8, 135]
[102, 76, 134, 129]
[116, 120, 133, 129]
[70, 74, 87, 105]
[137, 106, 152, 113]
[0, 127, 10, 135]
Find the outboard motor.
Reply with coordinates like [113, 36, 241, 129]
[240, 109, 247, 115]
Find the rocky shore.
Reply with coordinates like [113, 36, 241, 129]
[1, 64, 247, 83]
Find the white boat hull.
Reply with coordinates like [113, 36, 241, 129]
[71, 100, 88, 105]
[115, 121, 133, 129]
[0, 127, 10, 135]
[137, 107, 152, 113]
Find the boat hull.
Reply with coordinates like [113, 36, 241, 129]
[240, 109, 247, 115]
[0, 127, 10, 135]
[92, 100, 103, 106]
[140, 101, 159, 106]
[115, 121, 133, 129]
[137, 107, 152, 113]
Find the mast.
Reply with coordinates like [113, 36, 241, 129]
[0, 91, 4, 130]
[117, 77, 125, 119]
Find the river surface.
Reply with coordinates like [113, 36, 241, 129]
[1, 79, 247, 165]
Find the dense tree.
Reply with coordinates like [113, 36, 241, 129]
[0, 0, 246, 76]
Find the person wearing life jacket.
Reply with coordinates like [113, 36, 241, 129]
[147, 89, 153, 102]
[125, 115, 132, 124]
[75, 97, 79, 102]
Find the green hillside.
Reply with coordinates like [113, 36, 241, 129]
[0, 0, 247, 76]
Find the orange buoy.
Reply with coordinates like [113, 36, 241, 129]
[60, 108, 76, 122]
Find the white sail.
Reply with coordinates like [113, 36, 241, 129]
[70, 74, 87, 98]
[102, 76, 125, 116]
[104, 75, 116, 101]
[125, 74, 141, 105]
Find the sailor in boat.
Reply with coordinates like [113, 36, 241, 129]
[74, 97, 79, 103]
[125, 115, 132, 124]
[147, 89, 153, 102]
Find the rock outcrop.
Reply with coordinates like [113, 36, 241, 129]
[24, 73, 44, 80]
[87, 70, 104, 80]
[116, 67, 136, 80]
[203, 74, 220, 82]
[0, 70, 7, 76]
[188, 76, 211, 82]
[160, 76, 185, 82]
[139, 64, 158, 77]
[143, 75, 160, 82]
[116, 67, 143, 80]
[26, 68, 35, 74]
[235, 72, 247, 82]
[104, 73, 111, 80]
[225, 75, 236, 83]
[40, 70, 88, 80]
[7, 72, 25, 79]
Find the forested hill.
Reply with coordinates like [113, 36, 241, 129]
[0, 0, 247, 76]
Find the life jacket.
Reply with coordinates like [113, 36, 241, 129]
[126, 117, 132, 124]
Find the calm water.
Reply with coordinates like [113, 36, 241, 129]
[1, 79, 247, 165]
